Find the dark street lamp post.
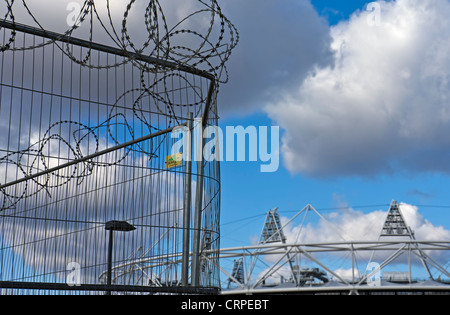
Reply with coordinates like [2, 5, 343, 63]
[105, 220, 136, 295]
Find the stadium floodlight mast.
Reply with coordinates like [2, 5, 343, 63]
[105, 221, 136, 295]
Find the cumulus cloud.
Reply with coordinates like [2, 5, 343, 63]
[282, 202, 450, 243]
[267, 0, 450, 177]
[219, 0, 333, 116]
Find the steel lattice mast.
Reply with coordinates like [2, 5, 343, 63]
[366, 200, 433, 281]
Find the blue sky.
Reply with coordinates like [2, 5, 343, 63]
[311, 0, 374, 25]
[219, 0, 450, 249]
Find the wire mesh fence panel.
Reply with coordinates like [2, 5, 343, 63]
[0, 0, 237, 295]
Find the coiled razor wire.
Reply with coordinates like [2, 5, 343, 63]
[1, 0, 238, 79]
[0, 0, 238, 211]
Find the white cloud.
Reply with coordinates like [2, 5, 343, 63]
[333, 268, 361, 282]
[399, 203, 450, 241]
[266, 0, 450, 177]
[282, 202, 450, 244]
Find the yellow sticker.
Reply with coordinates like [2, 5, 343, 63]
[165, 153, 183, 169]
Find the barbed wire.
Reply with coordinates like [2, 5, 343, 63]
[0, 0, 238, 211]
[1, 0, 239, 82]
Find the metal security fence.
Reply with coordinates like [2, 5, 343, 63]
[0, 0, 237, 295]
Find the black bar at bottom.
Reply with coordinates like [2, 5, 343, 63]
[0, 281, 219, 295]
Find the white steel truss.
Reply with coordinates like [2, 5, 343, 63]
[102, 203, 450, 295]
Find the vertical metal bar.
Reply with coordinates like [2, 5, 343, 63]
[181, 112, 193, 286]
[106, 230, 114, 296]
[191, 81, 215, 287]
[191, 121, 205, 287]
[351, 243, 355, 284]
[408, 243, 412, 284]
